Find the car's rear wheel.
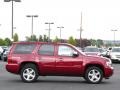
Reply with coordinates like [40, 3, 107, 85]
[85, 66, 103, 84]
[20, 64, 39, 83]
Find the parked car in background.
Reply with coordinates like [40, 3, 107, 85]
[84, 46, 100, 56]
[0, 46, 4, 60]
[108, 47, 120, 62]
[99, 48, 106, 53]
[6, 42, 113, 84]
[99, 48, 111, 59]
[1, 47, 11, 61]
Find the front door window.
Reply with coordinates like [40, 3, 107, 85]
[58, 45, 74, 56]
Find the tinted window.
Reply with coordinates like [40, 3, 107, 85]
[38, 44, 54, 56]
[14, 44, 36, 54]
[58, 45, 74, 56]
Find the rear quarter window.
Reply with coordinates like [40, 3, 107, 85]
[13, 44, 36, 54]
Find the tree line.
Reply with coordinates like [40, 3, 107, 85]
[0, 33, 18, 46]
[0, 33, 104, 47]
[26, 35, 104, 48]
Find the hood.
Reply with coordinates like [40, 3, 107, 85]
[83, 54, 107, 63]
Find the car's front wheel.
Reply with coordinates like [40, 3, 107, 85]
[85, 66, 103, 84]
[20, 64, 39, 83]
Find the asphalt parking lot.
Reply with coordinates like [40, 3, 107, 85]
[0, 61, 120, 90]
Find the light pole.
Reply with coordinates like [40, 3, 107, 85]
[26, 15, 38, 41]
[77, 12, 83, 47]
[45, 22, 54, 42]
[111, 30, 117, 46]
[4, 0, 21, 39]
[80, 12, 83, 47]
[57, 26, 64, 42]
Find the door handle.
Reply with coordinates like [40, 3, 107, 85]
[59, 58, 63, 61]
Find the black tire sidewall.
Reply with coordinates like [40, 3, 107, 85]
[20, 64, 38, 83]
[85, 66, 103, 84]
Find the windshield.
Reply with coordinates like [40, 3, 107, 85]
[112, 48, 120, 52]
[84, 48, 99, 52]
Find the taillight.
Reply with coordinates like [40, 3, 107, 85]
[7, 55, 19, 64]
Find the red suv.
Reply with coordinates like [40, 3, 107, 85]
[6, 42, 113, 84]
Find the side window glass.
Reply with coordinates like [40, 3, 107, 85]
[14, 44, 36, 54]
[58, 45, 74, 56]
[38, 44, 54, 56]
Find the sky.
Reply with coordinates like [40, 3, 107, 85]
[0, 0, 120, 41]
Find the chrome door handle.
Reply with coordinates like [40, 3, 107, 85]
[59, 58, 63, 61]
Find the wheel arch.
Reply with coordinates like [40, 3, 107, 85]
[84, 63, 105, 77]
[19, 61, 40, 74]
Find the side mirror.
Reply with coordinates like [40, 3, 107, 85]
[72, 51, 79, 58]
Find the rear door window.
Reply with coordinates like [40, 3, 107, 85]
[13, 44, 36, 54]
[38, 44, 54, 56]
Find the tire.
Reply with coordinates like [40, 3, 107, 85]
[20, 64, 39, 83]
[85, 66, 103, 84]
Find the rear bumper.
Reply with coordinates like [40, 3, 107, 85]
[104, 67, 114, 78]
[6, 64, 19, 74]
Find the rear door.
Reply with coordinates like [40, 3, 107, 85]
[37, 44, 56, 75]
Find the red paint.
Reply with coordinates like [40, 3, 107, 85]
[6, 42, 113, 79]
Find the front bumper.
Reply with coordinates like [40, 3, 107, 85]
[104, 66, 114, 78]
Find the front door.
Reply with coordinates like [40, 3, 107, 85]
[55, 45, 83, 76]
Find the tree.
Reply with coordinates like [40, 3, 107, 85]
[75, 39, 91, 47]
[26, 35, 38, 41]
[82, 39, 91, 47]
[43, 35, 48, 42]
[68, 36, 77, 46]
[90, 39, 97, 46]
[13, 33, 19, 42]
[105, 43, 112, 48]
[96, 39, 104, 47]
[38, 35, 43, 42]
[4, 38, 12, 46]
[31, 35, 38, 41]
[0, 38, 6, 46]
[53, 36, 59, 42]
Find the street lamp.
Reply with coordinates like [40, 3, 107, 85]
[79, 12, 83, 47]
[26, 15, 38, 41]
[45, 22, 54, 42]
[77, 28, 83, 47]
[57, 26, 64, 42]
[111, 30, 117, 46]
[4, 0, 21, 39]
